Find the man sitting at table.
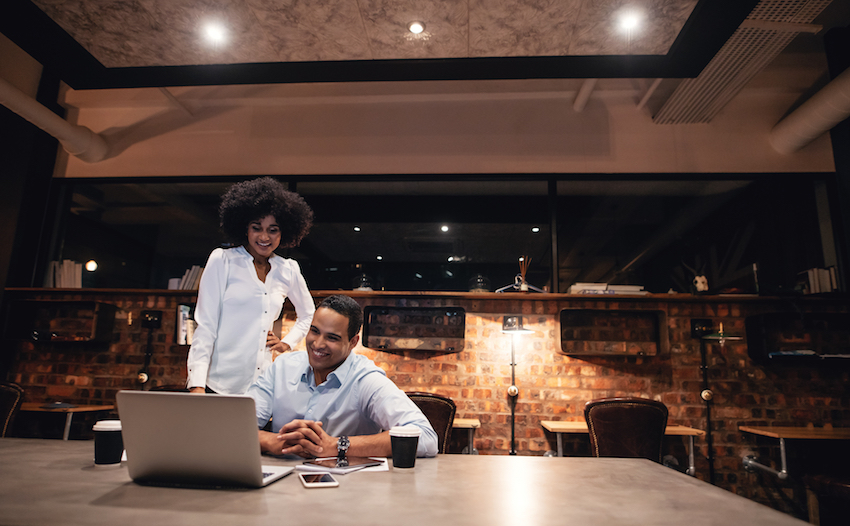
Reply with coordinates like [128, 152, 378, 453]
[248, 294, 438, 459]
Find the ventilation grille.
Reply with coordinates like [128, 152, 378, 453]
[653, 0, 832, 124]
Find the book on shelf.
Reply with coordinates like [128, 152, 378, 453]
[174, 265, 204, 290]
[568, 282, 609, 294]
[606, 285, 646, 293]
[43, 259, 82, 288]
[799, 266, 839, 294]
[176, 304, 197, 345]
[568, 283, 648, 295]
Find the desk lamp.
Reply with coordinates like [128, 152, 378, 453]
[502, 316, 532, 455]
[696, 322, 742, 484]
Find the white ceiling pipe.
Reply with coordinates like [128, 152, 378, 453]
[636, 78, 663, 111]
[769, 66, 850, 154]
[573, 78, 597, 112]
[0, 76, 108, 163]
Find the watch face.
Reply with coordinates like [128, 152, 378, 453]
[338, 436, 350, 450]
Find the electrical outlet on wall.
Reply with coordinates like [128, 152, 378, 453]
[141, 310, 162, 329]
[691, 319, 713, 339]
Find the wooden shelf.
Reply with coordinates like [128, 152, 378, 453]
[7, 287, 832, 302]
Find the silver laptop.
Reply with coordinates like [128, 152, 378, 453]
[116, 390, 293, 488]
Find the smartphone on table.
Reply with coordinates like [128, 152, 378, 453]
[299, 472, 339, 488]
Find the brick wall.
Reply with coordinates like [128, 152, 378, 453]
[3, 289, 849, 520]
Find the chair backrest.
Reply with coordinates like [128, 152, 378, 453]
[584, 397, 668, 463]
[405, 392, 456, 454]
[0, 381, 25, 437]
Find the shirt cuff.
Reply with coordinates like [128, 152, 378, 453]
[186, 363, 209, 389]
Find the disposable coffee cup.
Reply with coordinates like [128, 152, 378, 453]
[93, 420, 123, 468]
[389, 425, 420, 469]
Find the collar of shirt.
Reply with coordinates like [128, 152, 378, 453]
[234, 245, 283, 270]
[299, 352, 357, 390]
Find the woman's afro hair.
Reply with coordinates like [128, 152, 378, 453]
[219, 177, 314, 248]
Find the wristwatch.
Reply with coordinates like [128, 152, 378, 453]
[337, 436, 350, 467]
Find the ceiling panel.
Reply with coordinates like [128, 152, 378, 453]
[0, 0, 760, 88]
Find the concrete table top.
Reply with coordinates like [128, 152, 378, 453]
[0, 438, 806, 526]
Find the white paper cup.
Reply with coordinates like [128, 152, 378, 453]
[93, 420, 123, 468]
[389, 425, 420, 469]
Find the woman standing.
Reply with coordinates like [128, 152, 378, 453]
[187, 177, 315, 394]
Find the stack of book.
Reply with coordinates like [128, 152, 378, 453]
[799, 267, 839, 294]
[43, 260, 82, 288]
[172, 265, 204, 290]
[567, 283, 648, 295]
[176, 304, 197, 345]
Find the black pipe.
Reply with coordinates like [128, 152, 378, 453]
[138, 327, 154, 390]
[510, 396, 517, 455]
[509, 336, 517, 455]
[699, 339, 715, 484]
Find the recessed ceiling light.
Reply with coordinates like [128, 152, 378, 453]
[447, 256, 454, 262]
[85, 260, 98, 272]
[202, 22, 227, 45]
[441, 225, 449, 232]
[618, 10, 642, 32]
[408, 21, 425, 34]
[376, 255, 383, 261]
[354, 226, 361, 232]
[532, 227, 540, 233]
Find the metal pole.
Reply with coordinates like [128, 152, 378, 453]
[548, 180, 559, 293]
[510, 335, 517, 455]
[700, 339, 715, 484]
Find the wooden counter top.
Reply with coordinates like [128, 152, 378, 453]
[542, 420, 705, 436]
[739, 425, 850, 440]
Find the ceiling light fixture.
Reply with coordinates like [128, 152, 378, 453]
[618, 10, 642, 33]
[354, 226, 361, 232]
[532, 227, 540, 233]
[408, 21, 425, 34]
[202, 22, 228, 45]
[376, 255, 383, 261]
[441, 225, 449, 232]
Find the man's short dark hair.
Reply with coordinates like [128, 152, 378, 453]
[318, 295, 363, 341]
[219, 177, 313, 248]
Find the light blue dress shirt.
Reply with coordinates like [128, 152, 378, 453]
[247, 351, 438, 458]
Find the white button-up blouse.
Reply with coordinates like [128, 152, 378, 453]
[187, 246, 315, 394]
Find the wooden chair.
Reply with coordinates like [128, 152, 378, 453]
[0, 381, 25, 437]
[405, 392, 456, 454]
[584, 397, 668, 463]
